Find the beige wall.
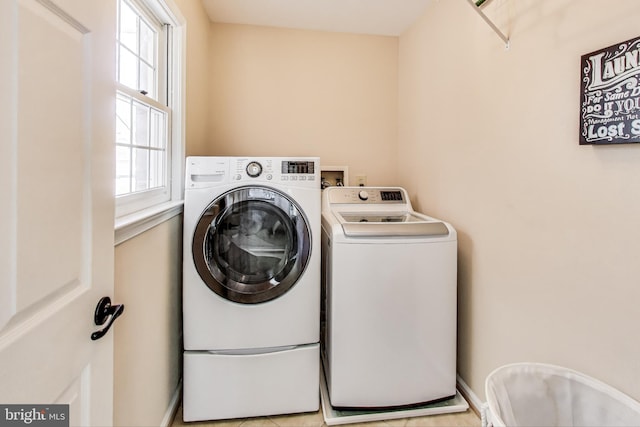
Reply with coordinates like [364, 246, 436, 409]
[114, 216, 183, 427]
[207, 24, 399, 186]
[176, 0, 211, 157]
[398, 0, 640, 402]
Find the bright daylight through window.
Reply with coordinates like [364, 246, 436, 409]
[116, 0, 172, 217]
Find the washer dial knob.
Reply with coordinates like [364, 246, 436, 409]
[246, 161, 262, 178]
[358, 190, 369, 201]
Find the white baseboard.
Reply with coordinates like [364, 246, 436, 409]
[160, 380, 182, 427]
[456, 374, 483, 416]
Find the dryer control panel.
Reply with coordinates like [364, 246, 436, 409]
[281, 160, 315, 175]
[232, 158, 317, 184]
[186, 156, 319, 189]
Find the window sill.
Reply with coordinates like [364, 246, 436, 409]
[114, 200, 184, 246]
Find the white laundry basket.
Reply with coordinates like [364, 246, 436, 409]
[484, 363, 640, 427]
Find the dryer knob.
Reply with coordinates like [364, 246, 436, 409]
[358, 190, 369, 201]
[246, 161, 262, 178]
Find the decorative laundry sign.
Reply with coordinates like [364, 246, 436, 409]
[580, 36, 640, 145]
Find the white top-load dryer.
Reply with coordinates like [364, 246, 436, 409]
[321, 187, 457, 409]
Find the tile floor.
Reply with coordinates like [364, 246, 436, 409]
[171, 405, 481, 427]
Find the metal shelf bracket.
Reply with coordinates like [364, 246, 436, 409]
[465, 0, 510, 49]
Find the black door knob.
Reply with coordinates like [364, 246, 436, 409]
[91, 296, 124, 341]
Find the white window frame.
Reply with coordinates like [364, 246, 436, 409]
[114, 0, 185, 245]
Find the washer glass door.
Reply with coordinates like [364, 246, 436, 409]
[193, 186, 312, 304]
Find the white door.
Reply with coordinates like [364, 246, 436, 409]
[0, 0, 116, 425]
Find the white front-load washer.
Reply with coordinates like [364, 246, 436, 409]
[183, 156, 320, 422]
[321, 187, 457, 409]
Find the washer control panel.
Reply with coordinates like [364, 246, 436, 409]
[327, 187, 406, 205]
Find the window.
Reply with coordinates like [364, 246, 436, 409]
[115, 0, 183, 221]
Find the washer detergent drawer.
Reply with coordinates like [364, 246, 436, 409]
[183, 344, 319, 422]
